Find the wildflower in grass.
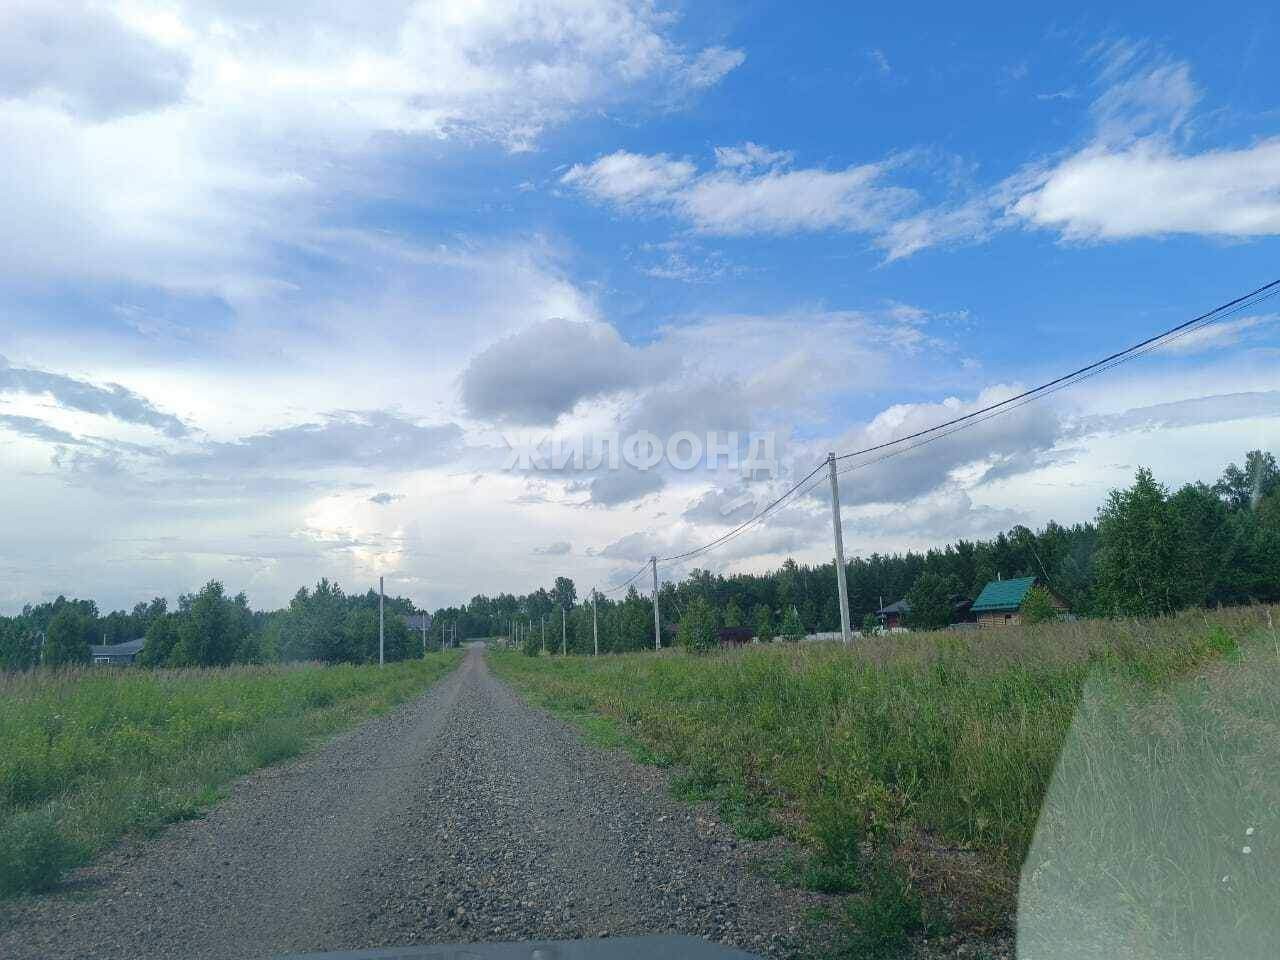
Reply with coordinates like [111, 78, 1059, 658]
[1245, 826, 1255, 836]
[1242, 846, 1252, 854]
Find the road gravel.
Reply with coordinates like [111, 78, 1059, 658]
[0, 645, 815, 959]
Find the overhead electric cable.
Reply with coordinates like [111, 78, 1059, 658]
[639, 279, 1279, 568]
[833, 279, 1280, 463]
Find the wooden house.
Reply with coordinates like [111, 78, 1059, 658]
[876, 599, 911, 630]
[970, 576, 1067, 627]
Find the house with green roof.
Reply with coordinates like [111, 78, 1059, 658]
[970, 576, 1067, 628]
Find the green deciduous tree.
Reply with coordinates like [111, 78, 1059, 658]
[1095, 468, 1182, 617]
[0, 619, 35, 671]
[676, 596, 719, 653]
[170, 581, 245, 667]
[139, 614, 181, 666]
[1213, 450, 1279, 511]
[44, 609, 91, 667]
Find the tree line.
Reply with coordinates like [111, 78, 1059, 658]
[0, 579, 433, 670]
[3, 449, 1276, 668]
[432, 449, 1280, 651]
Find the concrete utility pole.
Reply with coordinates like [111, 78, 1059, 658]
[541, 613, 545, 654]
[422, 611, 428, 658]
[651, 556, 661, 650]
[592, 591, 599, 657]
[827, 453, 853, 645]
[561, 605, 567, 656]
[378, 576, 385, 666]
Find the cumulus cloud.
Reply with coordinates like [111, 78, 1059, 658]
[0, 1, 190, 120]
[460, 318, 671, 424]
[0, 356, 189, 437]
[532, 541, 572, 556]
[576, 467, 665, 506]
[0, 0, 741, 295]
[368, 492, 404, 506]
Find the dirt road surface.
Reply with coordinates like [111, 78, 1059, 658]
[0, 645, 814, 959]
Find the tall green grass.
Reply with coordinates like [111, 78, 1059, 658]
[490, 607, 1278, 950]
[0, 652, 462, 896]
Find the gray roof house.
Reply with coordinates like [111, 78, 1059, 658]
[90, 638, 146, 665]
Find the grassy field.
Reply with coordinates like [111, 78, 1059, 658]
[0, 652, 462, 897]
[489, 607, 1279, 957]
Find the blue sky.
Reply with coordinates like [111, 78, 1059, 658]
[1, 1, 1278, 613]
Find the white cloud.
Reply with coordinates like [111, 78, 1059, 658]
[845, 45, 1280, 258]
[560, 151, 697, 206]
[1156, 315, 1278, 355]
[713, 142, 794, 170]
[0, 0, 190, 120]
[681, 164, 913, 236]
[1011, 47, 1280, 243]
[1011, 138, 1280, 241]
[459, 317, 673, 424]
[0, 0, 742, 296]
[0, 355, 189, 437]
[561, 147, 914, 237]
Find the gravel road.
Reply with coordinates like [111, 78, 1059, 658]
[0, 645, 815, 959]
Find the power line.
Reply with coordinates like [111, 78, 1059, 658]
[596, 561, 650, 596]
[632, 278, 1279, 571]
[834, 283, 1280, 482]
[833, 279, 1280, 464]
[656, 460, 827, 564]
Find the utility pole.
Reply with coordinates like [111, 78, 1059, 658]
[378, 575, 385, 666]
[561, 605, 567, 656]
[592, 590, 599, 656]
[651, 556, 661, 650]
[827, 453, 852, 645]
[541, 614, 546, 654]
[422, 611, 427, 658]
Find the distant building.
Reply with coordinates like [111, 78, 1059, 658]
[970, 576, 1067, 627]
[717, 626, 755, 647]
[89, 638, 146, 665]
[876, 599, 911, 630]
